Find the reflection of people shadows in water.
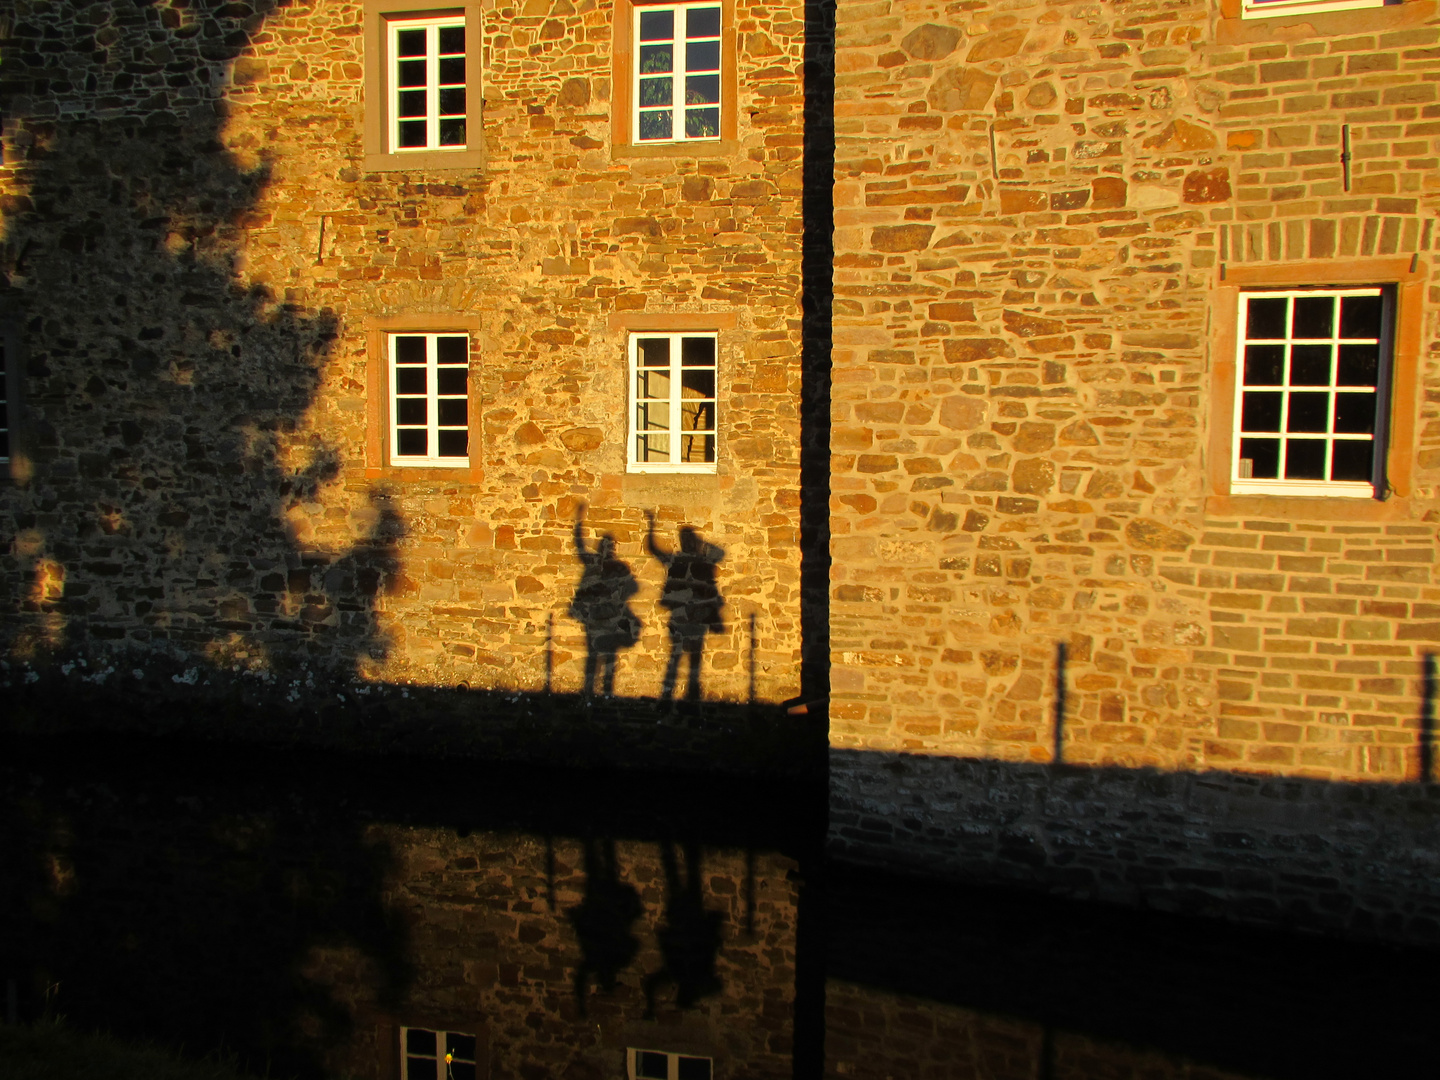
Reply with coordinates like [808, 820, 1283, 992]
[644, 841, 724, 1016]
[645, 512, 726, 704]
[569, 506, 641, 697]
[567, 838, 643, 1016]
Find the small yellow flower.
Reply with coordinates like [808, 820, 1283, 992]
[445, 1053, 453, 1064]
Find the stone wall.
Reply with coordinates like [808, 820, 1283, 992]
[827, 0, 1440, 930]
[0, 0, 807, 725]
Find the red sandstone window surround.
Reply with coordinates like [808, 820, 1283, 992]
[1209, 257, 1424, 518]
[612, 0, 738, 157]
[362, 0, 485, 172]
[364, 314, 483, 481]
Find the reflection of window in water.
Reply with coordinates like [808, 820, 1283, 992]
[630, 333, 717, 471]
[628, 1046, 713, 1080]
[402, 1027, 477, 1080]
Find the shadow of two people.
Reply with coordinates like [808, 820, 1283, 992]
[569, 507, 725, 702]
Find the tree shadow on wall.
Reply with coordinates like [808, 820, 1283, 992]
[0, 0, 395, 681]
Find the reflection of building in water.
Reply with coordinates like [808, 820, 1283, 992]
[312, 829, 796, 1080]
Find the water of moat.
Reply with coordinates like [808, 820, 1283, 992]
[2, 732, 1434, 1080]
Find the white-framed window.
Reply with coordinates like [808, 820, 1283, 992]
[634, 2, 722, 143]
[401, 1027, 477, 1080]
[388, 333, 470, 466]
[388, 16, 468, 152]
[627, 1047, 713, 1080]
[1241, 0, 1382, 16]
[628, 332, 718, 472]
[1232, 287, 1391, 498]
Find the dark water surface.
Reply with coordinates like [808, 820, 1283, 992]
[1, 734, 1434, 1080]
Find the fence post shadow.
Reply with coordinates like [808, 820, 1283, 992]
[1053, 640, 1068, 767]
[1421, 651, 1435, 784]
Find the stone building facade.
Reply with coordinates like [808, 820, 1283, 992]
[826, 0, 1440, 938]
[0, 0, 809, 732]
[6, 0, 1440, 941]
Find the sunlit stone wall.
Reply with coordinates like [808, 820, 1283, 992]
[826, 0, 1440, 934]
[0, 0, 806, 714]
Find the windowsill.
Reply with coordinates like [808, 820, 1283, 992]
[361, 148, 486, 173]
[612, 138, 739, 160]
[1204, 494, 1412, 520]
[1217, 0, 1433, 42]
[361, 464, 483, 484]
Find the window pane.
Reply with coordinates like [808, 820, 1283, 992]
[1286, 392, 1329, 433]
[681, 369, 715, 401]
[1284, 439, 1326, 480]
[407, 1030, 437, 1056]
[0, 431, 8, 459]
[397, 399, 427, 425]
[397, 58, 427, 88]
[640, 10, 674, 40]
[1289, 344, 1331, 386]
[396, 368, 427, 395]
[446, 1034, 477, 1061]
[637, 370, 671, 403]
[438, 429, 468, 457]
[1337, 344, 1379, 387]
[681, 400, 714, 432]
[640, 43, 674, 73]
[681, 434, 715, 464]
[686, 40, 721, 71]
[398, 429, 428, 456]
[685, 108, 720, 139]
[681, 337, 715, 366]
[1245, 297, 1287, 339]
[1291, 295, 1333, 338]
[438, 399, 468, 426]
[1243, 344, 1283, 386]
[406, 1058, 437, 1080]
[439, 87, 466, 115]
[439, 118, 466, 146]
[640, 77, 674, 107]
[398, 121, 428, 148]
[637, 398, 669, 430]
[687, 7, 721, 37]
[396, 28, 426, 57]
[686, 74, 720, 104]
[439, 25, 465, 53]
[1331, 440, 1374, 482]
[639, 338, 671, 367]
[395, 336, 426, 364]
[639, 110, 673, 140]
[1340, 294, 1383, 338]
[638, 433, 670, 461]
[437, 369, 467, 396]
[637, 1051, 670, 1079]
[439, 55, 466, 84]
[398, 90, 426, 119]
[1238, 438, 1279, 479]
[677, 1057, 713, 1080]
[1241, 391, 1281, 432]
[1333, 392, 1376, 434]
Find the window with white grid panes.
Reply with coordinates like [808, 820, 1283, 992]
[388, 333, 470, 466]
[389, 17, 467, 152]
[401, 1027, 477, 1080]
[1232, 288, 1391, 498]
[634, 3, 722, 142]
[627, 1047, 713, 1080]
[629, 333, 717, 472]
